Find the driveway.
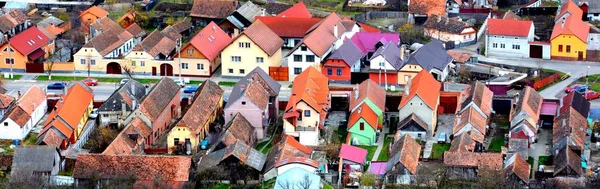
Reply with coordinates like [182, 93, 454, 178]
[435, 114, 455, 142]
[529, 128, 552, 158]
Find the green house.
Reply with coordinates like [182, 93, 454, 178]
[347, 104, 380, 145]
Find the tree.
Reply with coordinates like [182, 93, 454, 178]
[323, 140, 341, 164]
[360, 173, 377, 187]
[135, 11, 151, 30]
[397, 24, 430, 45]
[165, 17, 176, 26]
[83, 127, 119, 153]
[276, 174, 317, 189]
[121, 58, 136, 79]
[457, 66, 472, 83]
[54, 10, 70, 22]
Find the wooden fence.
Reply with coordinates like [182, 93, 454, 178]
[531, 73, 561, 90]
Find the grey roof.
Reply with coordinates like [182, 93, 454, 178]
[424, 15, 472, 34]
[198, 141, 266, 171]
[403, 40, 454, 71]
[98, 80, 146, 112]
[245, 67, 281, 96]
[370, 42, 403, 70]
[264, 2, 293, 15]
[329, 40, 364, 67]
[36, 16, 64, 28]
[236, 1, 262, 23]
[10, 146, 58, 181]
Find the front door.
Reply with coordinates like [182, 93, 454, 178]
[152, 67, 157, 76]
[578, 51, 584, 61]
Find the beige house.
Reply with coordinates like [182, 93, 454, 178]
[423, 15, 476, 46]
[220, 20, 283, 78]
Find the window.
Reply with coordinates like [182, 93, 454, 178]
[305, 55, 315, 62]
[294, 68, 302, 74]
[228, 69, 234, 73]
[2, 48, 13, 52]
[405, 75, 411, 82]
[5, 58, 14, 64]
[417, 133, 422, 138]
[463, 35, 467, 40]
[336, 68, 342, 76]
[304, 110, 310, 117]
[131, 61, 135, 66]
[379, 62, 385, 67]
[239, 42, 250, 48]
[187, 49, 194, 54]
[293, 55, 302, 62]
[90, 60, 96, 65]
[559, 45, 563, 52]
[245, 42, 250, 48]
[242, 101, 246, 105]
[3, 122, 7, 127]
[301, 46, 307, 51]
[256, 57, 264, 63]
[197, 63, 203, 70]
[360, 123, 364, 130]
[294, 39, 301, 45]
[500, 44, 505, 48]
[566, 45, 571, 53]
[492, 43, 498, 48]
[174, 138, 179, 146]
[327, 68, 332, 75]
[231, 56, 241, 62]
[181, 63, 189, 69]
[80, 59, 86, 65]
[239, 69, 245, 74]
[141, 61, 145, 67]
[512, 44, 520, 50]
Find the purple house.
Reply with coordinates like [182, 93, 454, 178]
[349, 32, 401, 56]
[224, 68, 281, 140]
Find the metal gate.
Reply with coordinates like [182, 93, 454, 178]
[25, 63, 44, 73]
[269, 67, 288, 81]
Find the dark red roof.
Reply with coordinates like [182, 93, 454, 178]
[276, 2, 312, 18]
[9, 26, 50, 55]
[487, 18, 533, 37]
[188, 22, 231, 62]
[256, 16, 322, 38]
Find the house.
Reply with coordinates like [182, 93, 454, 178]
[174, 21, 231, 77]
[582, 0, 600, 21]
[118, 77, 181, 150]
[321, 40, 364, 82]
[347, 79, 386, 145]
[264, 136, 315, 180]
[163, 18, 194, 39]
[277, 2, 313, 18]
[424, 15, 476, 47]
[503, 153, 531, 185]
[274, 167, 321, 189]
[0, 86, 47, 140]
[79, 6, 109, 26]
[206, 113, 257, 153]
[553, 145, 584, 177]
[508, 132, 529, 158]
[368, 42, 402, 86]
[339, 144, 368, 187]
[102, 117, 150, 155]
[449, 133, 477, 152]
[9, 146, 61, 183]
[551, 0, 589, 60]
[0, 9, 29, 43]
[397, 70, 441, 140]
[453, 106, 487, 143]
[73, 154, 191, 188]
[443, 151, 503, 179]
[0, 93, 15, 117]
[560, 91, 590, 118]
[257, 16, 322, 49]
[122, 29, 180, 76]
[190, 0, 238, 26]
[97, 80, 146, 128]
[283, 67, 330, 146]
[225, 75, 271, 139]
[0, 26, 55, 72]
[220, 1, 262, 34]
[125, 23, 147, 44]
[240, 67, 282, 121]
[385, 134, 421, 185]
[221, 20, 283, 78]
[408, 0, 446, 21]
[485, 18, 535, 58]
[36, 16, 68, 37]
[349, 32, 400, 58]
[197, 140, 266, 180]
[117, 10, 137, 28]
[459, 81, 494, 119]
[509, 86, 543, 143]
[553, 106, 587, 153]
[399, 40, 454, 85]
[168, 80, 223, 153]
[37, 82, 94, 151]
[286, 13, 345, 81]
[73, 18, 137, 74]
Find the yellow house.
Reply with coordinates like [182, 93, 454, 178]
[397, 64, 424, 86]
[221, 20, 283, 77]
[173, 22, 231, 77]
[167, 123, 198, 154]
[550, 0, 589, 60]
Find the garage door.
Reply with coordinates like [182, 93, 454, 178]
[530, 45, 543, 59]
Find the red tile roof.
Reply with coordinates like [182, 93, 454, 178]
[9, 27, 50, 55]
[256, 16, 322, 38]
[388, 134, 421, 175]
[264, 136, 312, 172]
[443, 151, 503, 170]
[357, 22, 381, 33]
[461, 81, 493, 117]
[180, 80, 223, 135]
[191, 0, 238, 19]
[80, 6, 109, 18]
[289, 13, 346, 57]
[454, 106, 487, 137]
[340, 144, 368, 164]
[510, 87, 542, 124]
[556, 0, 582, 21]
[349, 79, 386, 112]
[449, 133, 475, 152]
[103, 117, 150, 155]
[139, 78, 181, 122]
[234, 19, 283, 56]
[553, 106, 587, 150]
[188, 22, 231, 62]
[446, 50, 472, 63]
[504, 154, 531, 184]
[275, 156, 319, 168]
[551, 16, 590, 42]
[399, 70, 441, 110]
[16, 86, 46, 115]
[0, 93, 14, 109]
[348, 103, 380, 130]
[73, 154, 191, 182]
[276, 2, 312, 18]
[409, 0, 446, 16]
[487, 18, 533, 37]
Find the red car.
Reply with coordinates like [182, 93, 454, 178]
[82, 78, 98, 86]
[585, 90, 600, 100]
[565, 84, 582, 93]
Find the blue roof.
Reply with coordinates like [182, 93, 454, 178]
[4, 2, 28, 9]
[275, 167, 320, 189]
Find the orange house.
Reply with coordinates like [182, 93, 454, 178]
[0, 26, 54, 73]
[80, 6, 109, 26]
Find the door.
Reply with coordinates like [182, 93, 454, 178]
[578, 51, 584, 61]
[160, 64, 173, 76]
[152, 67, 157, 76]
[529, 45, 543, 59]
[106, 62, 122, 74]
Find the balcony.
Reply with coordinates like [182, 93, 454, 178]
[295, 126, 317, 132]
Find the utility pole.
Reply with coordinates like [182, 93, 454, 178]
[586, 66, 590, 99]
[177, 38, 182, 82]
[5, 34, 13, 79]
[485, 19, 489, 57]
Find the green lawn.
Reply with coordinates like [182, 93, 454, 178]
[255, 140, 273, 154]
[323, 183, 334, 189]
[218, 81, 237, 86]
[36, 75, 166, 84]
[489, 135, 505, 152]
[188, 80, 204, 85]
[527, 156, 534, 166]
[538, 156, 552, 165]
[577, 74, 600, 92]
[107, 11, 125, 21]
[377, 138, 392, 161]
[210, 184, 229, 189]
[357, 145, 378, 161]
[21, 133, 37, 145]
[431, 143, 451, 159]
[2, 74, 22, 80]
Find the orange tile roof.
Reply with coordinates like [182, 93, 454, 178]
[504, 153, 531, 184]
[16, 86, 46, 115]
[443, 151, 503, 170]
[289, 13, 346, 57]
[486, 18, 533, 37]
[388, 134, 421, 175]
[285, 67, 329, 116]
[80, 6, 109, 18]
[348, 103, 379, 130]
[0, 93, 14, 109]
[399, 70, 440, 110]
[510, 87, 542, 124]
[234, 20, 283, 56]
[454, 106, 487, 136]
[264, 136, 312, 172]
[276, 2, 312, 18]
[556, 0, 582, 21]
[73, 154, 191, 182]
[449, 133, 475, 152]
[349, 79, 386, 112]
[409, 0, 446, 16]
[551, 16, 589, 42]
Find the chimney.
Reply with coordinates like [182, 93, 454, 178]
[17, 90, 21, 100]
[121, 100, 127, 116]
[445, 17, 449, 25]
[261, 8, 266, 16]
[85, 34, 89, 43]
[354, 85, 359, 100]
[561, 20, 566, 29]
[437, 15, 442, 22]
[405, 77, 411, 96]
[59, 96, 64, 104]
[400, 45, 406, 60]
[233, 28, 240, 38]
[334, 24, 338, 39]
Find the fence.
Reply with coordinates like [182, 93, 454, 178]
[144, 148, 168, 154]
[353, 11, 409, 22]
[459, 8, 491, 13]
[45, 62, 74, 73]
[531, 73, 561, 90]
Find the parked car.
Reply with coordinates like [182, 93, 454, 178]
[90, 108, 98, 119]
[438, 132, 447, 143]
[585, 90, 600, 100]
[119, 79, 129, 86]
[565, 84, 583, 93]
[47, 82, 66, 90]
[82, 77, 98, 86]
[566, 84, 589, 93]
[174, 79, 186, 87]
[183, 85, 199, 93]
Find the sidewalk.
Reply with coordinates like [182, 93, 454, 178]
[371, 126, 390, 161]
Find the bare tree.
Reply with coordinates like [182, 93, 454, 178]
[121, 58, 136, 79]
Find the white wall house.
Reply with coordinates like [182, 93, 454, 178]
[588, 33, 600, 50]
[486, 19, 535, 58]
[0, 87, 47, 140]
[287, 45, 330, 81]
[283, 101, 321, 146]
[398, 96, 435, 140]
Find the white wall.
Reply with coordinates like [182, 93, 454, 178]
[104, 38, 137, 59]
[287, 46, 324, 81]
[398, 96, 434, 135]
[588, 33, 600, 50]
[400, 131, 427, 141]
[0, 119, 21, 140]
[369, 55, 396, 71]
[487, 25, 534, 58]
[299, 129, 319, 146]
[277, 164, 317, 176]
[588, 13, 600, 21]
